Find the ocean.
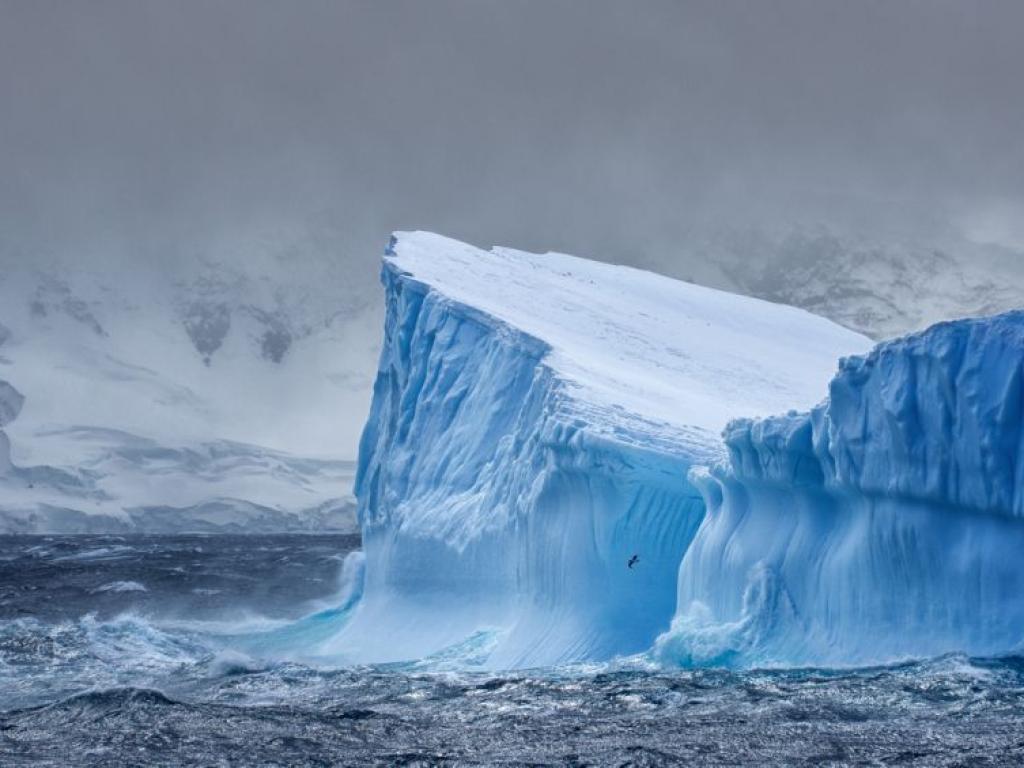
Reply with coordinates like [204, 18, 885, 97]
[2, 534, 1022, 766]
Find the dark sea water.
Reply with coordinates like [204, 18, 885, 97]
[2, 535, 1023, 767]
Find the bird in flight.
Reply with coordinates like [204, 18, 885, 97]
[627, 554, 639, 569]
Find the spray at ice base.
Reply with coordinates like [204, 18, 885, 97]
[658, 311, 1024, 668]
[326, 231, 870, 667]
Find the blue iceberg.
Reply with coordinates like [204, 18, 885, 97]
[327, 232, 870, 667]
[659, 311, 1024, 667]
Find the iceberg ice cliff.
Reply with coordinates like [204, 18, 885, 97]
[660, 311, 1024, 667]
[331, 232, 870, 667]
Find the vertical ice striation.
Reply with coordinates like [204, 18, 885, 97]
[661, 311, 1024, 667]
[330, 232, 870, 667]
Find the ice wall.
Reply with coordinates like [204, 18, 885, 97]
[330, 232, 869, 667]
[660, 311, 1024, 667]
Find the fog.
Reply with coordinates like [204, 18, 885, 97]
[3, 0, 1023, 275]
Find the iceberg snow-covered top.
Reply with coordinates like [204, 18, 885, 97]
[723, 309, 1024, 516]
[385, 231, 873, 443]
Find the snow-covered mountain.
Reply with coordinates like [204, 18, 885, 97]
[1, 222, 1018, 534]
[0, 226, 379, 533]
[650, 228, 1024, 340]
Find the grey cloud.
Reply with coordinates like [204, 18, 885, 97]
[2, 0, 1023, 269]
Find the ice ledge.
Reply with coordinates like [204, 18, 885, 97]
[662, 310, 1024, 667]
[721, 310, 1024, 516]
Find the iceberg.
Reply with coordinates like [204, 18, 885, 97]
[659, 311, 1024, 667]
[330, 231, 871, 667]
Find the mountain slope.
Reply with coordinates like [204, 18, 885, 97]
[0, 228, 377, 532]
[668, 229, 1024, 340]
[1, 224, 1017, 533]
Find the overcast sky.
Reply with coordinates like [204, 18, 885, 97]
[2, 0, 1023, 271]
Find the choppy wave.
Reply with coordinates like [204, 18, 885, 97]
[93, 580, 148, 593]
[4, 624, 1024, 767]
[4, 535, 1024, 764]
